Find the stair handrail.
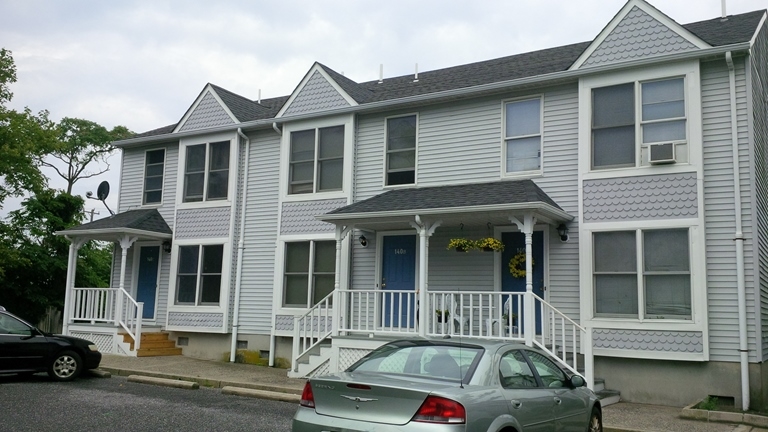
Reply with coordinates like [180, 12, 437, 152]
[116, 288, 143, 351]
[291, 291, 333, 373]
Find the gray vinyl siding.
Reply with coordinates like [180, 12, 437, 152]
[750, 23, 768, 361]
[350, 230, 376, 290]
[234, 129, 282, 334]
[428, 227, 495, 291]
[179, 91, 235, 132]
[701, 57, 758, 362]
[283, 70, 350, 116]
[117, 143, 178, 227]
[535, 85, 580, 321]
[175, 207, 231, 239]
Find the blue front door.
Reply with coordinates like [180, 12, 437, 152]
[136, 246, 160, 319]
[501, 231, 544, 334]
[381, 235, 417, 327]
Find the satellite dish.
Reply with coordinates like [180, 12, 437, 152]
[96, 181, 110, 201]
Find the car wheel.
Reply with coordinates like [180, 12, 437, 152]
[48, 350, 82, 381]
[588, 406, 602, 432]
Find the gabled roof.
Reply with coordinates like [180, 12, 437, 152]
[57, 208, 172, 239]
[123, 6, 765, 142]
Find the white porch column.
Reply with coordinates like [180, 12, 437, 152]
[62, 236, 86, 335]
[410, 216, 441, 337]
[510, 214, 536, 347]
[332, 225, 351, 337]
[116, 235, 138, 326]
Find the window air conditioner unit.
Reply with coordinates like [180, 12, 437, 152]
[649, 142, 676, 165]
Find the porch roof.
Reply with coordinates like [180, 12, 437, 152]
[318, 179, 573, 229]
[55, 208, 172, 241]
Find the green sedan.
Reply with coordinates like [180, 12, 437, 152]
[293, 339, 601, 431]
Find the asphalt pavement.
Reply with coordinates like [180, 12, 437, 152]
[98, 354, 768, 432]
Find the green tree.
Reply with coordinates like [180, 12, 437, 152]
[41, 117, 132, 194]
[0, 48, 57, 208]
[0, 190, 111, 323]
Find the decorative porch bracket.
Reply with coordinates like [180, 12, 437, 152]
[62, 236, 88, 335]
[509, 214, 536, 347]
[332, 225, 352, 337]
[410, 215, 442, 337]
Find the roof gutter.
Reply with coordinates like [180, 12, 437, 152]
[114, 42, 751, 149]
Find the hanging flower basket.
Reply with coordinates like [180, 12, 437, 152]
[435, 309, 450, 323]
[509, 251, 534, 278]
[476, 237, 504, 252]
[447, 238, 476, 252]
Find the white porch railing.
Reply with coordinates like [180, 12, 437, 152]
[70, 287, 143, 351]
[289, 289, 591, 387]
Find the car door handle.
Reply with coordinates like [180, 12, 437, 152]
[554, 397, 562, 405]
[510, 400, 522, 409]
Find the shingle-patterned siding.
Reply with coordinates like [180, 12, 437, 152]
[536, 85, 580, 321]
[236, 129, 281, 334]
[167, 312, 224, 327]
[179, 91, 235, 132]
[175, 207, 231, 239]
[275, 315, 295, 332]
[582, 6, 698, 68]
[283, 70, 350, 116]
[117, 144, 178, 227]
[593, 329, 703, 353]
[281, 199, 346, 235]
[583, 173, 698, 221]
[750, 23, 768, 361]
[701, 58, 757, 362]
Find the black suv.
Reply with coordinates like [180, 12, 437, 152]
[0, 308, 102, 381]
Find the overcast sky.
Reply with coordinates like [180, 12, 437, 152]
[1, 0, 765, 219]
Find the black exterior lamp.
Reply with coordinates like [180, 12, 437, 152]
[359, 235, 368, 248]
[162, 240, 172, 253]
[557, 224, 569, 242]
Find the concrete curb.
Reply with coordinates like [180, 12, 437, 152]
[89, 369, 112, 378]
[127, 374, 199, 389]
[681, 401, 768, 429]
[222, 386, 301, 403]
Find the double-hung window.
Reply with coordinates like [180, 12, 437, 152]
[505, 98, 541, 174]
[591, 77, 686, 169]
[289, 126, 344, 194]
[593, 228, 691, 319]
[283, 241, 336, 307]
[176, 244, 224, 305]
[183, 141, 230, 202]
[386, 115, 416, 185]
[143, 149, 165, 205]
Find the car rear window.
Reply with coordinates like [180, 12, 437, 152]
[348, 343, 483, 382]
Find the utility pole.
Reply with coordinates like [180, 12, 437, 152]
[88, 208, 100, 222]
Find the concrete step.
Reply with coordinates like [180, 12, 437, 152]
[596, 389, 621, 407]
[136, 347, 184, 357]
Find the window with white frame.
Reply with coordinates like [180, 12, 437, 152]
[283, 241, 336, 307]
[591, 77, 686, 169]
[505, 98, 541, 173]
[386, 115, 416, 185]
[143, 149, 165, 204]
[289, 126, 344, 194]
[176, 244, 224, 305]
[183, 141, 230, 202]
[593, 228, 691, 319]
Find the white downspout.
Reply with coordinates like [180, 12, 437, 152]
[726, 51, 750, 411]
[416, 215, 427, 337]
[230, 128, 250, 362]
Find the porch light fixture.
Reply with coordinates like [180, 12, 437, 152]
[557, 224, 569, 242]
[162, 240, 172, 253]
[359, 235, 368, 248]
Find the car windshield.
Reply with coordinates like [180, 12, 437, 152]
[347, 342, 484, 382]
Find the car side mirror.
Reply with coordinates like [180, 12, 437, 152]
[570, 375, 586, 388]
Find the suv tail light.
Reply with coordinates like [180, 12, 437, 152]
[412, 396, 466, 424]
[300, 382, 315, 408]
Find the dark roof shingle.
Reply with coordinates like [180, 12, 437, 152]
[61, 209, 172, 235]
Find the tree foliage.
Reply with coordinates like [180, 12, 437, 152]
[41, 118, 132, 194]
[0, 190, 111, 323]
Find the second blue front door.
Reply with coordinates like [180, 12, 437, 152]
[136, 246, 160, 319]
[501, 231, 544, 334]
[381, 235, 417, 328]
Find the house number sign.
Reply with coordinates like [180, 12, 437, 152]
[394, 248, 407, 255]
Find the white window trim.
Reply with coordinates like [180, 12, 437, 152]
[501, 95, 544, 178]
[580, 219, 708, 334]
[142, 148, 166, 207]
[176, 131, 236, 210]
[579, 61, 703, 181]
[280, 114, 354, 202]
[166, 237, 231, 314]
[382, 112, 419, 189]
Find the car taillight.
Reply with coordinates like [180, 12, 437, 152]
[300, 382, 315, 408]
[412, 396, 466, 424]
